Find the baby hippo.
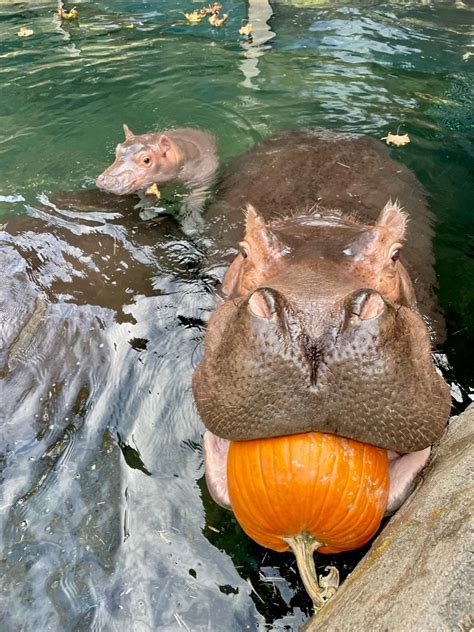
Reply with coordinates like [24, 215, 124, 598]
[96, 125, 218, 233]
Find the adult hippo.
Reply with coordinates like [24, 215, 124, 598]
[193, 128, 451, 514]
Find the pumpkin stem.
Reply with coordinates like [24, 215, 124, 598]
[284, 533, 340, 611]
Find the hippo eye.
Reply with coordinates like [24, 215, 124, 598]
[390, 248, 401, 262]
[238, 242, 249, 259]
[142, 156, 151, 165]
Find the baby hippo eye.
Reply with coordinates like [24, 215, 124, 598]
[142, 156, 151, 165]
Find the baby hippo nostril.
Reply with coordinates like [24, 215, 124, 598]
[350, 289, 386, 322]
[96, 173, 116, 191]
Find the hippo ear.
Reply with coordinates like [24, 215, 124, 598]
[377, 200, 408, 241]
[245, 203, 266, 232]
[156, 134, 172, 157]
[123, 124, 135, 140]
[244, 204, 289, 258]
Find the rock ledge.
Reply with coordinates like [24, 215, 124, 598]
[304, 404, 474, 632]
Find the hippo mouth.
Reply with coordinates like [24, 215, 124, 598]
[203, 430, 431, 517]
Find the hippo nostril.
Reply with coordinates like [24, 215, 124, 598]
[248, 288, 277, 319]
[350, 289, 386, 322]
[359, 292, 385, 321]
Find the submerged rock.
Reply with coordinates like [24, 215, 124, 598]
[304, 404, 474, 632]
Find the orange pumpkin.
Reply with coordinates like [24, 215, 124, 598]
[227, 431, 389, 608]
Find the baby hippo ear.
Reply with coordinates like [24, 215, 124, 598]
[377, 199, 409, 241]
[123, 124, 135, 140]
[156, 134, 172, 157]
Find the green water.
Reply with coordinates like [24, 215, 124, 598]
[0, 1, 473, 630]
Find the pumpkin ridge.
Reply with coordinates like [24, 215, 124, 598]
[302, 433, 321, 540]
[317, 442, 369, 552]
[342, 487, 383, 549]
[283, 436, 304, 536]
[229, 442, 285, 550]
[322, 441, 367, 542]
[348, 497, 382, 548]
[329, 446, 387, 544]
[320, 444, 386, 551]
[276, 435, 300, 536]
[319, 437, 355, 539]
[353, 448, 389, 541]
[263, 437, 287, 534]
[248, 441, 281, 538]
[311, 433, 339, 547]
[257, 438, 291, 547]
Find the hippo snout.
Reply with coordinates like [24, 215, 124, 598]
[193, 276, 450, 452]
[95, 172, 110, 190]
[96, 172, 128, 195]
[96, 165, 139, 196]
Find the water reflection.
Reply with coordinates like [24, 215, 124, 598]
[0, 193, 268, 630]
[238, 0, 275, 89]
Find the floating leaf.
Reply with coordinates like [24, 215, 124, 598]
[17, 26, 34, 37]
[381, 132, 410, 147]
[183, 10, 204, 24]
[209, 13, 228, 27]
[239, 23, 253, 37]
[145, 184, 161, 199]
[201, 3, 222, 15]
[58, 4, 79, 20]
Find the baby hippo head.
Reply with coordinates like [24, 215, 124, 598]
[193, 202, 451, 454]
[96, 124, 182, 195]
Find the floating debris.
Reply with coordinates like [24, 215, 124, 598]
[183, 3, 227, 27]
[381, 132, 411, 147]
[239, 23, 253, 37]
[145, 183, 161, 199]
[209, 13, 228, 27]
[201, 3, 222, 15]
[17, 26, 34, 37]
[58, 3, 79, 20]
[183, 10, 204, 24]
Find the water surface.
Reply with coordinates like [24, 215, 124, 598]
[0, 1, 473, 630]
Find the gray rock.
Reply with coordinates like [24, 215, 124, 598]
[304, 404, 474, 632]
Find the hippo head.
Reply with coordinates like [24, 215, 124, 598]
[193, 203, 451, 455]
[96, 124, 182, 195]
